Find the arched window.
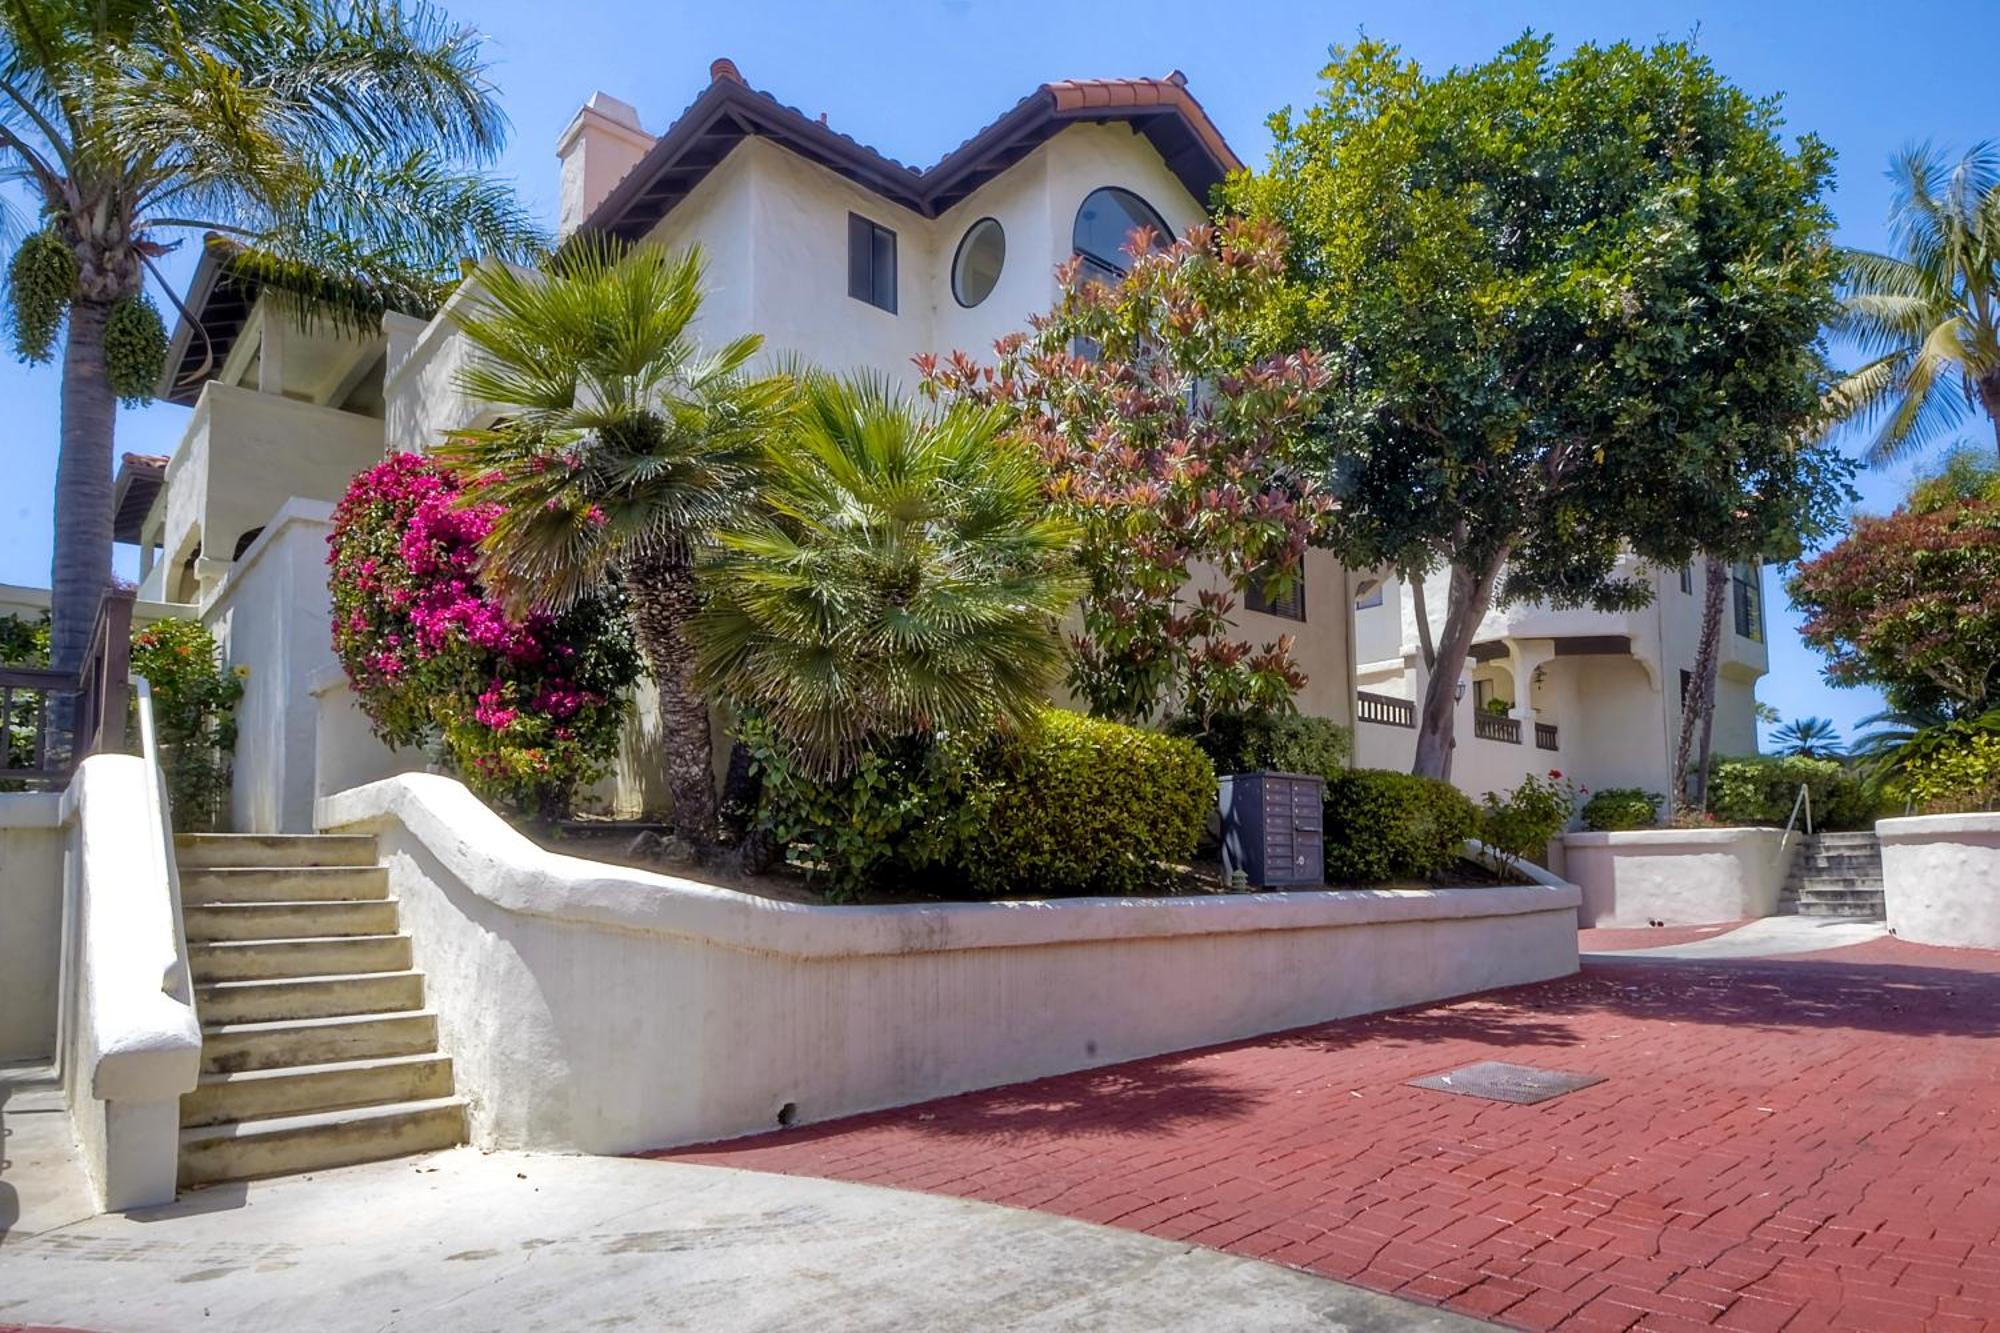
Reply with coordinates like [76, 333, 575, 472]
[951, 217, 1006, 308]
[1072, 187, 1171, 285]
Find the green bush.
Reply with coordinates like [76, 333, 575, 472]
[1480, 771, 1579, 863]
[1323, 769, 1480, 883]
[967, 710, 1214, 897]
[1898, 732, 2000, 814]
[1581, 787, 1663, 831]
[1166, 711, 1351, 783]
[130, 618, 243, 832]
[747, 708, 1214, 900]
[1704, 755, 1877, 831]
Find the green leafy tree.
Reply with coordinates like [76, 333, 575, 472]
[922, 217, 1334, 726]
[0, 0, 542, 679]
[1225, 35, 1847, 780]
[692, 372, 1081, 778]
[130, 617, 241, 830]
[1826, 143, 2000, 465]
[437, 239, 789, 843]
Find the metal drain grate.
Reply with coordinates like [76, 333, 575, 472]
[1409, 1061, 1606, 1105]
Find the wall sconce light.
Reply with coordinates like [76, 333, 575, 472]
[1453, 678, 1468, 703]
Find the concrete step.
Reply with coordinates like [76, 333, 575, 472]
[1790, 877, 1885, 892]
[1798, 901, 1885, 919]
[175, 834, 378, 869]
[1811, 832, 1880, 846]
[1798, 888, 1886, 905]
[178, 1097, 467, 1187]
[180, 866, 390, 904]
[184, 899, 400, 943]
[194, 971, 425, 1024]
[200, 1010, 439, 1075]
[180, 1053, 455, 1128]
[190, 934, 412, 983]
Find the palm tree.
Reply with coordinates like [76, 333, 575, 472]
[0, 0, 542, 678]
[1828, 142, 2000, 466]
[437, 239, 790, 843]
[1771, 715, 1845, 759]
[692, 372, 1082, 778]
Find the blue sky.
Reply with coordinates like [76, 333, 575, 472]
[3, 0, 1993, 746]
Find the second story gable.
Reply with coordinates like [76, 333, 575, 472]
[560, 60, 1241, 387]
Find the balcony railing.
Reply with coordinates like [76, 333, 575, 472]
[1356, 690, 1416, 728]
[2, 588, 134, 790]
[1535, 722, 1559, 752]
[1474, 713, 1521, 744]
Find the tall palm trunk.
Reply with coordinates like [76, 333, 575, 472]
[626, 547, 716, 844]
[1981, 373, 2000, 460]
[1412, 548, 1509, 780]
[49, 300, 117, 677]
[1672, 556, 1728, 810]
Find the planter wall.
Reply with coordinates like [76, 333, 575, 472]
[1562, 827, 1795, 928]
[1877, 812, 2000, 950]
[321, 774, 1582, 1155]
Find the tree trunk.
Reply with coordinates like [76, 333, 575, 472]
[1405, 567, 1437, 670]
[1981, 373, 2000, 460]
[1412, 550, 1509, 781]
[49, 300, 117, 677]
[1672, 556, 1728, 811]
[625, 547, 716, 844]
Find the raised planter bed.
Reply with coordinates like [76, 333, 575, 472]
[1562, 827, 1795, 928]
[1877, 812, 2000, 950]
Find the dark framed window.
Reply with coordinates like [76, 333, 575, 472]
[1072, 187, 1171, 285]
[951, 217, 1005, 307]
[1679, 565, 1693, 594]
[1731, 562, 1763, 642]
[1244, 564, 1305, 621]
[847, 213, 896, 313]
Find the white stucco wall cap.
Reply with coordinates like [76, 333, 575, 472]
[0, 791, 61, 828]
[1564, 827, 1784, 849]
[320, 774, 1579, 961]
[1876, 812, 2000, 841]
[308, 663, 349, 697]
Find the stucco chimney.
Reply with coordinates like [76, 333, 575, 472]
[556, 92, 655, 237]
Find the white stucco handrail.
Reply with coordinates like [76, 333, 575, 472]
[320, 774, 1579, 961]
[134, 677, 195, 1006]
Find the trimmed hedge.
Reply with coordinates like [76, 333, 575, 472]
[1704, 755, 1878, 831]
[1581, 787, 1663, 831]
[967, 711, 1215, 897]
[748, 708, 1215, 900]
[1322, 769, 1480, 883]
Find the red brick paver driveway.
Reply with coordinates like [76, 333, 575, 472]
[663, 938, 2000, 1332]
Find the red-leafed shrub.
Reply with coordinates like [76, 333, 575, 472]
[327, 452, 639, 816]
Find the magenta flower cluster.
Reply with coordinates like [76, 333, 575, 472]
[326, 452, 638, 813]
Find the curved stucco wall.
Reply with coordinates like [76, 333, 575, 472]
[319, 775, 1581, 1154]
[1563, 827, 1794, 928]
[1878, 813, 2000, 950]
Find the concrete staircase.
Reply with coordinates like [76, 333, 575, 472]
[176, 833, 465, 1187]
[1785, 832, 1886, 919]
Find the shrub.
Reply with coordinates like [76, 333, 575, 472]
[1703, 755, 1877, 831]
[1322, 769, 1480, 883]
[328, 452, 640, 817]
[1167, 710, 1351, 784]
[1480, 770, 1579, 865]
[1898, 733, 2000, 815]
[966, 710, 1214, 897]
[1581, 787, 1663, 831]
[745, 708, 1214, 900]
[130, 619, 243, 832]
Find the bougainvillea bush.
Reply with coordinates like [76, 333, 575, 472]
[327, 452, 640, 817]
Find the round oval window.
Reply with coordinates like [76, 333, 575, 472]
[951, 218, 1005, 307]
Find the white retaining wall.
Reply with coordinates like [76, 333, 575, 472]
[1563, 827, 1794, 928]
[1878, 813, 2000, 950]
[320, 774, 1582, 1154]
[0, 792, 64, 1060]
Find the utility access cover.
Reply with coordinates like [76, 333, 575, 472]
[1409, 1061, 1606, 1105]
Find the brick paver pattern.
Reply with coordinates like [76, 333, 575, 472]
[663, 938, 2000, 1332]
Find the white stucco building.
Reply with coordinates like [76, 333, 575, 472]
[1351, 562, 1768, 804]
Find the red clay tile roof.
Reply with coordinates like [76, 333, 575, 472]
[585, 64, 1242, 242]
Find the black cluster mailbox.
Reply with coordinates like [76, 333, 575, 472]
[1218, 771, 1326, 888]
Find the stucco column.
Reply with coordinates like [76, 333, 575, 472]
[1507, 639, 1555, 723]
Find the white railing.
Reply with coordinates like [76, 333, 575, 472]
[135, 677, 195, 1006]
[1776, 781, 1814, 872]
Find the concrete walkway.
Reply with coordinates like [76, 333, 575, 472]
[0, 1135, 1488, 1333]
[1583, 914, 1888, 962]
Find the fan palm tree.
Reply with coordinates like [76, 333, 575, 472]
[436, 239, 790, 843]
[1, 0, 542, 678]
[692, 373, 1082, 778]
[1827, 142, 2000, 466]
[1771, 715, 1845, 759]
